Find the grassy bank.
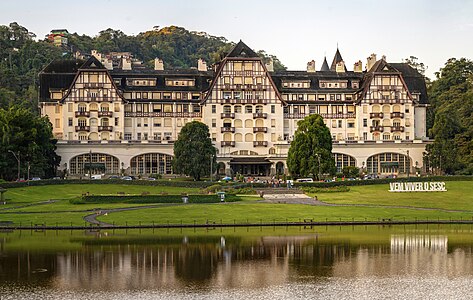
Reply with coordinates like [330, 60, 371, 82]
[1, 181, 472, 227]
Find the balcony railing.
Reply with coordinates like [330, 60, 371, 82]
[124, 112, 202, 118]
[221, 113, 235, 119]
[221, 127, 235, 133]
[284, 113, 356, 119]
[75, 126, 90, 132]
[370, 126, 384, 132]
[253, 112, 267, 119]
[98, 111, 113, 117]
[98, 126, 113, 132]
[221, 141, 235, 147]
[391, 126, 405, 132]
[370, 112, 384, 119]
[75, 111, 90, 117]
[253, 141, 268, 147]
[391, 112, 404, 118]
[253, 127, 267, 133]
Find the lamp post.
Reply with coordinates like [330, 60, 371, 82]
[406, 149, 410, 178]
[210, 153, 213, 182]
[8, 150, 20, 182]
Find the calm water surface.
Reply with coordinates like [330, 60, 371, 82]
[1, 225, 473, 299]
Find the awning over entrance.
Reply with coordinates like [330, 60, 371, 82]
[229, 157, 272, 165]
[229, 157, 272, 176]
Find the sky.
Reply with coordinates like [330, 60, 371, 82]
[2, 0, 473, 79]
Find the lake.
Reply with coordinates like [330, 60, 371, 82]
[1, 225, 473, 299]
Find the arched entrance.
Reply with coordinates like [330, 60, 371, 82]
[276, 161, 285, 175]
[69, 153, 120, 175]
[130, 153, 173, 175]
[367, 152, 410, 176]
[217, 162, 226, 175]
[332, 153, 356, 173]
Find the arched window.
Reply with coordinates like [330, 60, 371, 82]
[372, 105, 380, 113]
[255, 119, 264, 127]
[393, 105, 401, 112]
[130, 153, 173, 175]
[89, 103, 98, 111]
[269, 147, 276, 154]
[245, 133, 253, 142]
[100, 104, 109, 112]
[366, 152, 410, 175]
[234, 119, 242, 128]
[383, 133, 390, 140]
[245, 119, 253, 128]
[332, 153, 356, 173]
[234, 133, 242, 142]
[69, 153, 120, 175]
[223, 133, 232, 141]
[383, 105, 390, 114]
[256, 133, 264, 141]
[78, 103, 87, 112]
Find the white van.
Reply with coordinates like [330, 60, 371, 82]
[296, 178, 314, 183]
[91, 174, 102, 180]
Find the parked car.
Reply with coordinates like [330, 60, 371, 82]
[108, 175, 121, 179]
[121, 176, 133, 181]
[30, 177, 41, 181]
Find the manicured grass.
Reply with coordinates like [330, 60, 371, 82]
[3, 183, 201, 204]
[98, 202, 473, 226]
[0, 212, 90, 226]
[312, 181, 473, 211]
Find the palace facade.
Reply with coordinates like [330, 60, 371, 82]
[39, 41, 430, 177]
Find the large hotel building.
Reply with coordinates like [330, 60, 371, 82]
[39, 41, 429, 178]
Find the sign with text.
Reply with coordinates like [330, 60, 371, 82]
[389, 182, 447, 192]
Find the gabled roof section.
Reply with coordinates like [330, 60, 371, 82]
[79, 56, 106, 70]
[357, 60, 419, 103]
[225, 40, 259, 58]
[330, 48, 347, 71]
[320, 57, 330, 71]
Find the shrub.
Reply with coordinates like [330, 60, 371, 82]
[301, 186, 350, 193]
[71, 194, 241, 204]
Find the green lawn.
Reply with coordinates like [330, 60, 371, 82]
[1, 181, 473, 226]
[312, 181, 473, 211]
[98, 202, 473, 226]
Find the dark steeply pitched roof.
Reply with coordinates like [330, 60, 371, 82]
[39, 59, 85, 101]
[79, 56, 106, 70]
[320, 57, 330, 71]
[226, 40, 259, 58]
[358, 60, 428, 104]
[391, 63, 429, 104]
[330, 48, 347, 71]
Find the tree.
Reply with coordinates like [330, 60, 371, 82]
[287, 114, 335, 179]
[173, 121, 216, 181]
[0, 105, 60, 180]
[424, 58, 473, 174]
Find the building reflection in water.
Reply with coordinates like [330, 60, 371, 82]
[1, 229, 473, 291]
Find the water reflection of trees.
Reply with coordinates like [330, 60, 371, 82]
[2, 233, 473, 290]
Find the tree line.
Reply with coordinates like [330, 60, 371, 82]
[0, 22, 472, 180]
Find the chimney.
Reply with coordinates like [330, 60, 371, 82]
[104, 58, 113, 70]
[367, 53, 377, 71]
[121, 57, 132, 70]
[265, 58, 274, 72]
[382, 55, 386, 61]
[354, 60, 363, 73]
[91, 50, 101, 61]
[154, 58, 164, 71]
[306, 60, 316, 72]
[197, 58, 208, 71]
[336, 61, 345, 73]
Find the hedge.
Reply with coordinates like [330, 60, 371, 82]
[71, 194, 241, 204]
[0, 179, 216, 189]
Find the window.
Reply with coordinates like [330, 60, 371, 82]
[55, 119, 60, 128]
[245, 106, 253, 113]
[212, 119, 216, 128]
[363, 119, 367, 127]
[234, 105, 242, 113]
[234, 92, 241, 100]
[271, 119, 276, 128]
[271, 105, 275, 114]
[115, 117, 119, 126]
[223, 92, 231, 99]
[68, 118, 73, 127]
[212, 105, 216, 114]
[55, 106, 60, 114]
[348, 122, 355, 128]
[124, 133, 132, 140]
[363, 132, 368, 140]
[164, 118, 172, 127]
[338, 120, 342, 127]
[68, 103, 73, 112]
